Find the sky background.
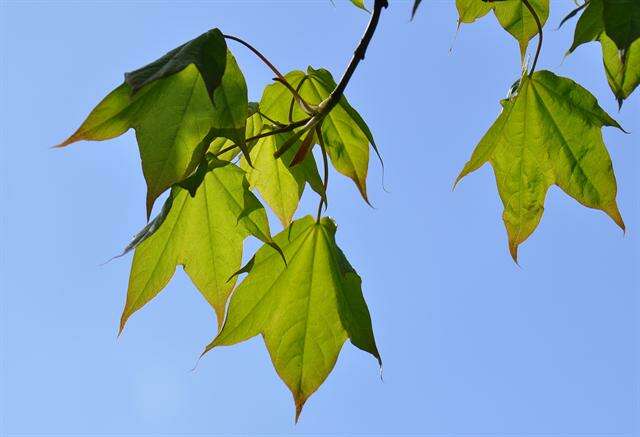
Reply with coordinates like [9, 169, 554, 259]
[1, 0, 639, 435]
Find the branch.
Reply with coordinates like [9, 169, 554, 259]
[522, 0, 543, 75]
[317, 0, 388, 115]
[273, 0, 388, 169]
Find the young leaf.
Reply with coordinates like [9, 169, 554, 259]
[602, 34, 640, 107]
[125, 28, 227, 102]
[456, 0, 492, 24]
[120, 159, 275, 332]
[455, 0, 549, 57]
[259, 70, 307, 123]
[456, 71, 624, 261]
[492, 0, 549, 58]
[206, 216, 380, 421]
[260, 68, 377, 203]
[240, 130, 323, 227]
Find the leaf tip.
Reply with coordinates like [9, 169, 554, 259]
[294, 397, 307, 424]
[508, 241, 520, 265]
[606, 203, 625, 233]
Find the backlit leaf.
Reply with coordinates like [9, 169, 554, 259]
[493, 0, 549, 58]
[455, 0, 549, 57]
[602, 33, 640, 107]
[207, 216, 380, 420]
[120, 159, 274, 331]
[456, 0, 492, 24]
[59, 66, 215, 217]
[260, 68, 376, 203]
[125, 28, 227, 101]
[566, 0, 639, 105]
[240, 129, 323, 226]
[456, 70, 624, 261]
[209, 51, 251, 164]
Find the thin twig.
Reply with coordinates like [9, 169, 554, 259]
[289, 76, 309, 124]
[215, 117, 311, 157]
[224, 34, 312, 112]
[316, 126, 329, 222]
[258, 110, 285, 128]
[522, 0, 543, 75]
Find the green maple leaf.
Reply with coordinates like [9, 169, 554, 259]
[240, 129, 324, 227]
[260, 68, 380, 203]
[566, 0, 639, 106]
[567, 0, 604, 54]
[119, 158, 275, 332]
[602, 34, 640, 106]
[455, 0, 549, 57]
[456, 0, 492, 24]
[125, 29, 227, 101]
[57, 30, 252, 216]
[205, 215, 380, 421]
[602, 0, 640, 53]
[456, 70, 624, 261]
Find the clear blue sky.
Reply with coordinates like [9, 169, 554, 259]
[1, 0, 638, 435]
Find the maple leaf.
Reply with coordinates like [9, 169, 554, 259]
[566, 0, 640, 106]
[456, 0, 492, 24]
[260, 68, 380, 203]
[602, 34, 640, 106]
[456, 70, 625, 261]
[56, 30, 252, 217]
[125, 29, 226, 101]
[119, 158, 276, 332]
[455, 0, 549, 57]
[205, 215, 380, 421]
[241, 129, 324, 227]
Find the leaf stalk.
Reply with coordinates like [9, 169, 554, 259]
[522, 0, 543, 75]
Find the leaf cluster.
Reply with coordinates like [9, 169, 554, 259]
[57, 0, 638, 422]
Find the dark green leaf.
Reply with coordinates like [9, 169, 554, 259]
[125, 29, 227, 101]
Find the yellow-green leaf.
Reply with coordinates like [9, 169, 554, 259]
[455, 0, 548, 58]
[121, 159, 274, 332]
[456, 71, 624, 261]
[602, 33, 640, 107]
[57, 30, 234, 217]
[456, 0, 492, 24]
[260, 69, 375, 203]
[493, 0, 549, 58]
[207, 216, 380, 421]
[240, 129, 323, 226]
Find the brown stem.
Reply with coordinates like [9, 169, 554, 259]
[318, 0, 388, 115]
[215, 117, 311, 157]
[522, 0, 543, 75]
[224, 34, 311, 110]
[316, 126, 329, 222]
